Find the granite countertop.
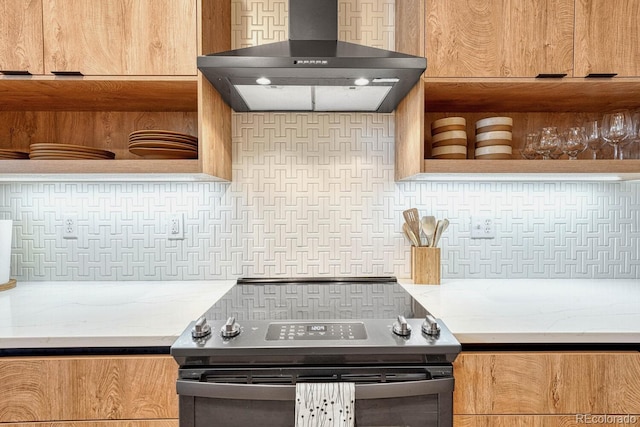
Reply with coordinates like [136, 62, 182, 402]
[1, 279, 639, 350]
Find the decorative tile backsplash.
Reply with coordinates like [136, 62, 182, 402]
[1, 0, 639, 281]
[2, 118, 639, 281]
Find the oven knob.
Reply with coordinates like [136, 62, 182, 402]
[421, 313, 441, 337]
[392, 315, 412, 337]
[221, 316, 241, 338]
[191, 316, 212, 339]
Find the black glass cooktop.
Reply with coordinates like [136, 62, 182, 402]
[201, 276, 425, 322]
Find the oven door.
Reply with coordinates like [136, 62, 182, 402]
[177, 366, 454, 427]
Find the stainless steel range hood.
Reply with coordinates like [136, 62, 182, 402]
[197, 0, 426, 113]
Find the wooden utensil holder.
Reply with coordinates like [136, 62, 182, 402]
[411, 246, 441, 285]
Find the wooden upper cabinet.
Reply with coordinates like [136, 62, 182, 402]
[424, 0, 574, 77]
[42, 0, 197, 75]
[574, 0, 640, 77]
[0, 0, 44, 74]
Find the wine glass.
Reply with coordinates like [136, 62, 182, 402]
[625, 110, 640, 159]
[521, 133, 539, 159]
[536, 127, 560, 160]
[584, 119, 605, 159]
[601, 109, 632, 160]
[562, 127, 588, 160]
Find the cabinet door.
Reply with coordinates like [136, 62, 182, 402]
[453, 352, 640, 415]
[43, 0, 197, 75]
[574, 0, 640, 77]
[0, 0, 44, 74]
[0, 355, 178, 422]
[425, 0, 574, 77]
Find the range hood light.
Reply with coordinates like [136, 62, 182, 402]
[372, 78, 400, 83]
[197, 0, 426, 112]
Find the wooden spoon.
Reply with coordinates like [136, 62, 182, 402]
[432, 218, 450, 247]
[403, 222, 420, 247]
[420, 216, 436, 247]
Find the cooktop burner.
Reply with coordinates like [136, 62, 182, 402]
[202, 276, 420, 321]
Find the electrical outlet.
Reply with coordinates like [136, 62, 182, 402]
[63, 214, 78, 239]
[168, 213, 184, 240]
[470, 216, 495, 239]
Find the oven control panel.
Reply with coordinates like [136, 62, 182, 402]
[266, 322, 367, 340]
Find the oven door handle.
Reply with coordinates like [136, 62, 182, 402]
[177, 378, 454, 401]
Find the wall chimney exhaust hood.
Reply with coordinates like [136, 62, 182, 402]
[197, 0, 426, 113]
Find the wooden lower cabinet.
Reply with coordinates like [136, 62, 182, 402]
[453, 351, 640, 427]
[456, 415, 639, 426]
[4, 422, 177, 427]
[4, 351, 640, 426]
[0, 355, 178, 425]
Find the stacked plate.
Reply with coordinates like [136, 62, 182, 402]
[0, 149, 29, 160]
[29, 143, 115, 160]
[128, 130, 198, 159]
[430, 117, 467, 159]
[474, 117, 513, 159]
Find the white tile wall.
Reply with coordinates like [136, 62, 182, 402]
[1, 0, 639, 281]
[2, 119, 639, 281]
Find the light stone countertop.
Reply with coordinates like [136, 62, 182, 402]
[1, 279, 639, 349]
[0, 280, 235, 349]
[400, 279, 640, 344]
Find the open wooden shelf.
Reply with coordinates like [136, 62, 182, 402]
[424, 77, 640, 113]
[404, 159, 640, 181]
[0, 158, 226, 181]
[0, 76, 197, 112]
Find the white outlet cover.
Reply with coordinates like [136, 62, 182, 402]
[62, 214, 78, 240]
[470, 216, 496, 239]
[168, 213, 184, 240]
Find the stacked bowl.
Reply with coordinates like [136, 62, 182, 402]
[474, 117, 513, 159]
[430, 117, 467, 159]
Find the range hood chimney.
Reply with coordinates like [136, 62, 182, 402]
[198, 0, 426, 113]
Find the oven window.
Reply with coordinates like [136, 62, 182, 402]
[188, 394, 443, 427]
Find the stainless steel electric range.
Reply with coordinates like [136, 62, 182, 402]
[171, 276, 460, 427]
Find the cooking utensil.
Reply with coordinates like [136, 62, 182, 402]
[403, 208, 422, 246]
[403, 223, 420, 247]
[432, 218, 450, 247]
[421, 216, 436, 247]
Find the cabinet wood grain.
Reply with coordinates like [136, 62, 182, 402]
[425, 0, 574, 78]
[395, 0, 640, 180]
[0, 356, 178, 423]
[455, 415, 639, 427]
[453, 352, 640, 415]
[0, 0, 44, 74]
[0, 111, 197, 158]
[4, 422, 177, 427]
[574, 0, 640, 77]
[42, 0, 196, 75]
[395, 0, 425, 180]
[0, 0, 232, 179]
[198, 0, 232, 180]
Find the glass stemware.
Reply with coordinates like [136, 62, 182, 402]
[521, 132, 539, 159]
[562, 127, 588, 160]
[625, 110, 640, 160]
[584, 120, 605, 159]
[601, 109, 632, 160]
[536, 127, 560, 160]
